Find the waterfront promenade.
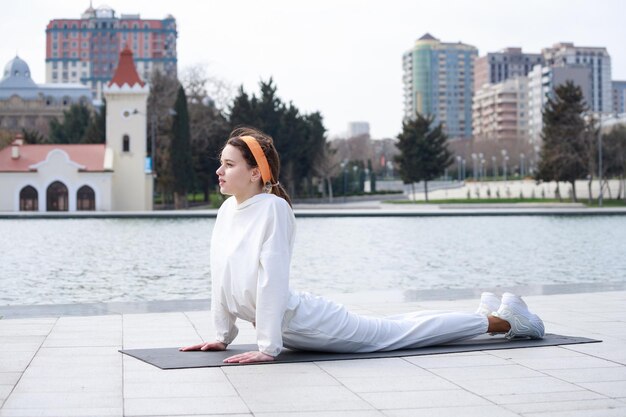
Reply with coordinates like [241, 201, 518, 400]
[1, 289, 625, 416]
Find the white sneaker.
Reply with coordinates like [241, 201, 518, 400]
[475, 292, 501, 316]
[493, 293, 545, 339]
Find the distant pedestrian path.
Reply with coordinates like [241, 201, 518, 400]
[405, 179, 624, 202]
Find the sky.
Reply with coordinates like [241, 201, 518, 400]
[1, 0, 625, 139]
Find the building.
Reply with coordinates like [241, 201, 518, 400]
[0, 56, 91, 138]
[473, 47, 543, 92]
[45, 4, 177, 100]
[347, 121, 370, 138]
[542, 42, 612, 113]
[612, 81, 626, 114]
[402, 33, 478, 138]
[527, 64, 592, 147]
[0, 48, 152, 212]
[472, 76, 529, 142]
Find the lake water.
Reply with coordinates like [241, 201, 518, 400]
[1, 216, 625, 306]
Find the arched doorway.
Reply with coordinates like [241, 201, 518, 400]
[77, 185, 96, 211]
[46, 181, 68, 211]
[19, 186, 38, 211]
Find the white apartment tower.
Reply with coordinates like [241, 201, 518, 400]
[472, 77, 529, 142]
[542, 42, 612, 114]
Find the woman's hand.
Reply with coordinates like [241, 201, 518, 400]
[179, 341, 227, 352]
[223, 351, 275, 363]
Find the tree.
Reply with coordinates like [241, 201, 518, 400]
[83, 99, 106, 144]
[21, 128, 45, 144]
[147, 69, 179, 201]
[182, 65, 231, 202]
[537, 81, 590, 202]
[395, 113, 453, 201]
[603, 124, 626, 201]
[228, 79, 327, 198]
[169, 86, 196, 209]
[48, 103, 93, 144]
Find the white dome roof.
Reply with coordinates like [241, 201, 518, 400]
[0, 56, 37, 89]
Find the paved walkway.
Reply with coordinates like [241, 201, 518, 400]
[1, 290, 625, 416]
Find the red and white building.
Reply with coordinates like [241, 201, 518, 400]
[45, 4, 176, 101]
[0, 48, 152, 212]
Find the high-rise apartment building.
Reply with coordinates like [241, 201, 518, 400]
[612, 81, 626, 114]
[542, 42, 612, 113]
[474, 48, 543, 92]
[472, 77, 529, 142]
[402, 33, 477, 138]
[527, 64, 592, 145]
[45, 4, 177, 100]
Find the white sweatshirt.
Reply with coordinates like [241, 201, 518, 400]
[210, 193, 297, 357]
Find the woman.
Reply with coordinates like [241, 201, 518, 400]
[180, 127, 544, 363]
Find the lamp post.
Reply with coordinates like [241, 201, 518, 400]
[471, 153, 477, 180]
[340, 160, 348, 203]
[492, 156, 497, 179]
[456, 156, 462, 182]
[501, 150, 508, 182]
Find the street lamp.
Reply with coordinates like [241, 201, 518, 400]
[492, 156, 497, 179]
[340, 160, 348, 203]
[456, 156, 462, 182]
[480, 159, 486, 182]
[501, 150, 508, 182]
[471, 153, 477, 180]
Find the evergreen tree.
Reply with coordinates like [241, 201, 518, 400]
[48, 103, 92, 144]
[227, 79, 327, 197]
[147, 69, 179, 201]
[83, 99, 106, 144]
[21, 128, 45, 144]
[396, 113, 453, 201]
[169, 86, 196, 209]
[229, 86, 259, 129]
[603, 124, 626, 201]
[537, 81, 590, 202]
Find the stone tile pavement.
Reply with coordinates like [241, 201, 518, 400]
[1, 291, 625, 416]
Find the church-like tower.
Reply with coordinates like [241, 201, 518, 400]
[104, 48, 153, 211]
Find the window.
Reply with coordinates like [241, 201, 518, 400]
[46, 181, 68, 211]
[77, 185, 95, 210]
[19, 186, 38, 211]
[123, 135, 130, 152]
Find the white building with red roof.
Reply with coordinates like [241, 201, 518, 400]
[0, 48, 152, 212]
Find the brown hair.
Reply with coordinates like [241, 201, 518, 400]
[224, 127, 292, 207]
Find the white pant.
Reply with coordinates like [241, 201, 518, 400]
[282, 292, 488, 353]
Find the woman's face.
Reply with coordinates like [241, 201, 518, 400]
[216, 144, 261, 200]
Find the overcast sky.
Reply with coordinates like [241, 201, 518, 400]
[1, 0, 625, 139]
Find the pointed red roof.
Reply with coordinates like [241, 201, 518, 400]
[108, 47, 145, 88]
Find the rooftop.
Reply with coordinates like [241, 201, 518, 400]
[0, 143, 107, 172]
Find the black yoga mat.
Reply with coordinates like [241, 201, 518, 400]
[119, 333, 600, 369]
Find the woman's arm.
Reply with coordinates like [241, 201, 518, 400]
[254, 200, 295, 358]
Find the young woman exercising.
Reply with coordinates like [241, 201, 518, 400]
[180, 127, 544, 363]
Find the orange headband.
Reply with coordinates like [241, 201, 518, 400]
[240, 136, 272, 184]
